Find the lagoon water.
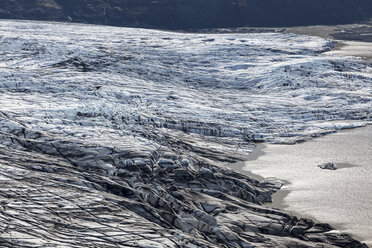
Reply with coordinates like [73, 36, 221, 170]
[244, 125, 372, 245]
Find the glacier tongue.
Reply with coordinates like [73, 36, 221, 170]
[0, 20, 370, 247]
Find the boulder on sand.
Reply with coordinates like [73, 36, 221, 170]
[317, 162, 337, 170]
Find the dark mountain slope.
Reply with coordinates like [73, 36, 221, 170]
[0, 0, 371, 29]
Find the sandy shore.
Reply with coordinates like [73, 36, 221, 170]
[233, 124, 372, 246]
[325, 40, 372, 63]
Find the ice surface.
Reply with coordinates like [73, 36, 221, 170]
[0, 20, 370, 247]
[0, 20, 370, 152]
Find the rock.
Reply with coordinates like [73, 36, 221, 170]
[317, 162, 337, 170]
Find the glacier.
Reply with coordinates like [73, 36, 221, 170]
[0, 20, 370, 247]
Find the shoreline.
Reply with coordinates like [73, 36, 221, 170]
[284, 24, 372, 64]
[232, 124, 371, 246]
[325, 40, 372, 64]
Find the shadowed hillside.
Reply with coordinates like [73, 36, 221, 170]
[0, 0, 371, 29]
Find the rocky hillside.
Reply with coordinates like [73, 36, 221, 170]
[0, 0, 371, 29]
